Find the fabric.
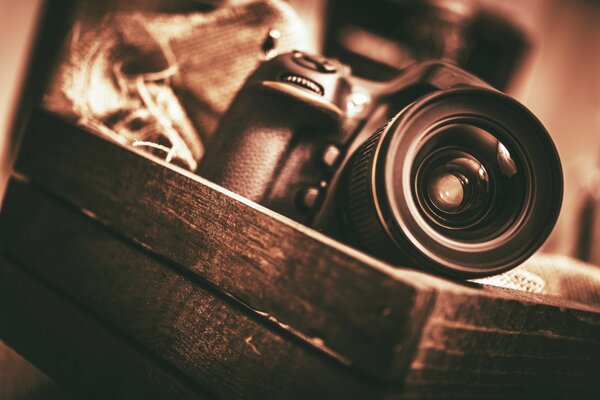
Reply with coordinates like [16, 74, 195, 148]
[44, 0, 310, 170]
[475, 254, 600, 307]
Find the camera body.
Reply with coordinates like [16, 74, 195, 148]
[200, 51, 486, 223]
[199, 51, 562, 278]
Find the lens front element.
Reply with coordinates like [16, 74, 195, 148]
[413, 123, 525, 243]
[428, 171, 464, 213]
[343, 88, 563, 278]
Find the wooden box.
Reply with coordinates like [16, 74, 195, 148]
[1, 2, 599, 397]
[0, 109, 599, 399]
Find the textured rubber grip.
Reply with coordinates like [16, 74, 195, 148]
[342, 122, 402, 262]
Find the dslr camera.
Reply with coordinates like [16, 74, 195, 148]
[199, 51, 562, 278]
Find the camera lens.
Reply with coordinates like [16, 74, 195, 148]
[412, 123, 527, 243]
[428, 171, 464, 213]
[342, 88, 562, 278]
[418, 148, 492, 231]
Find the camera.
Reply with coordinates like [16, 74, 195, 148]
[199, 51, 563, 278]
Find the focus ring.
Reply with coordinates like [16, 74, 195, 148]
[342, 122, 402, 263]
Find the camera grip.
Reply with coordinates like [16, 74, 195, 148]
[199, 84, 341, 204]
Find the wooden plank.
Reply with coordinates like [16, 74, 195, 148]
[2, 182, 599, 398]
[0, 259, 213, 400]
[0, 181, 385, 400]
[402, 292, 600, 398]
[14, 109, 436, 382]
[9, 110, 600, 394]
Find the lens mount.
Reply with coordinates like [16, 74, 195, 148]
[342, 87, 563, 278]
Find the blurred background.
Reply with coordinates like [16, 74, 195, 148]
[1, 0, 599, 398]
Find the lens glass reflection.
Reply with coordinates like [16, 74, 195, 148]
[413, 122, 525, 241]
[428, 172, 464, 212]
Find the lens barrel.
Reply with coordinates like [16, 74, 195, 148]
[342, 88, 563, 278]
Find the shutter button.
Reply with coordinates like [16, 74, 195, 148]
[292, 51, 338, 73]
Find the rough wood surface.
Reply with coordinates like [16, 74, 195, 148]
[0, 181, 386, 400]
[403, 292, 600, 398]
[0, 259, 212, 400]
[4, 182, 599, 399]
[1, 109, 599, 398]
[14, 109, 436, 382]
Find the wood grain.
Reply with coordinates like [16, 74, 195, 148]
[2, 109, 599, 398]
[14, 109, 436, 382]
[403, 292, 600, 398]
[0, 181, 387, 399]
[0, 259, 213, 400]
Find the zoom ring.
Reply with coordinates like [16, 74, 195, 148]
[342, 123, 403, 263]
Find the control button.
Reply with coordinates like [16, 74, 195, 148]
[292, 51, 338, 73]
[347, 91, 370, 115]
[321, 144, 341, 168]
[297, 186, 322, 211]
